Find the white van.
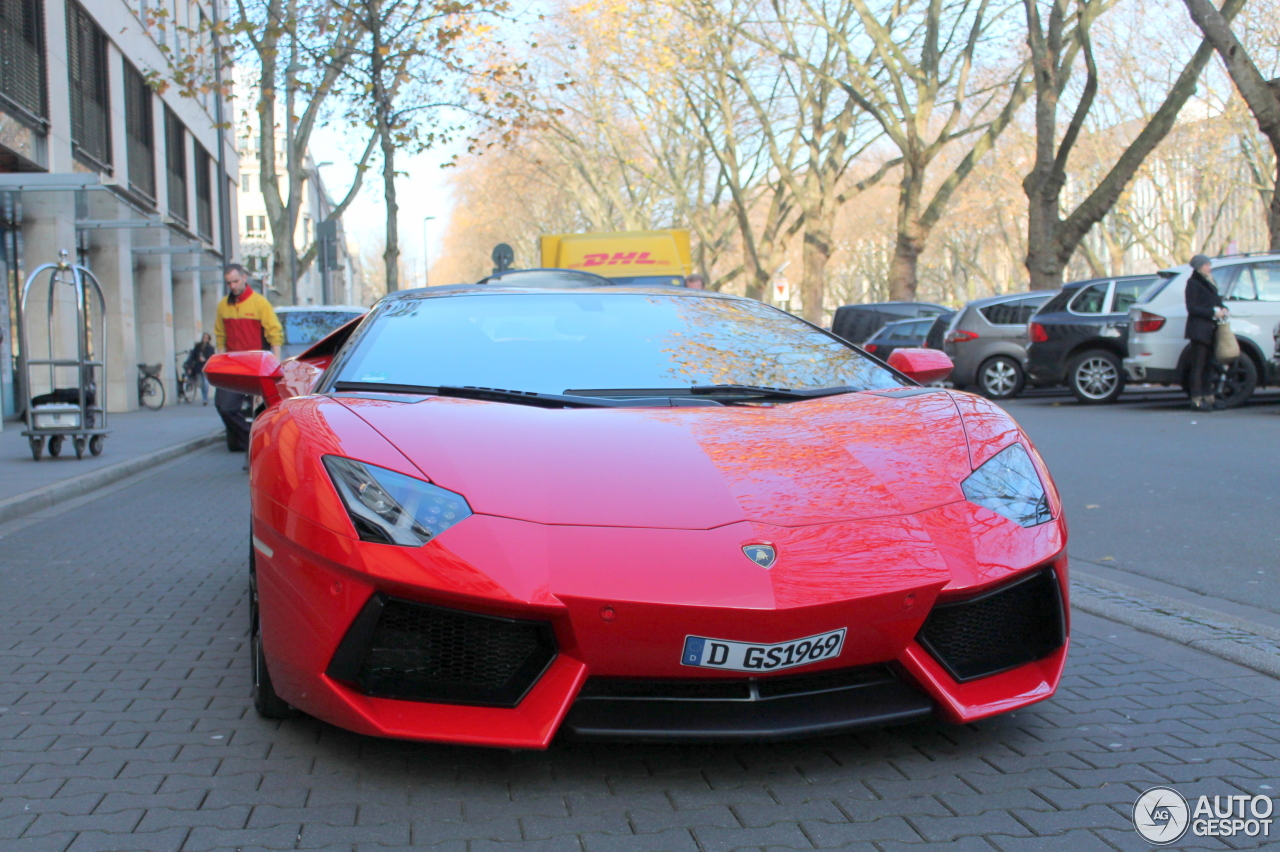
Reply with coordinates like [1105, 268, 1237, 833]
[1124, 253, 1280, 406]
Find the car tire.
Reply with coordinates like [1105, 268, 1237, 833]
[249, 569, 296, 720]
[976, 356, 1025, 399]
[1067, 350, 1124, 404]
[1217, 353, 1258, 409]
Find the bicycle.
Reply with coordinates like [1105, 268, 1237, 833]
[137, 363, 165, 410]
[175, 350, 202, 404]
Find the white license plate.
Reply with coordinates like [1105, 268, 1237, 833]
[680, 628, 846, 672]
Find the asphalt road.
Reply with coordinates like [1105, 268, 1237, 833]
[1003, 386, 1280, 616]
[1, 409, 1279, 850]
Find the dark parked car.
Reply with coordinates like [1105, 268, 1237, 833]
[942, 291, 1055, 398]
[831, 301, 949, 344]
[924, 311, 957, 352]
[861, 317, 933, 361]
[1026, 274, 1159, 404]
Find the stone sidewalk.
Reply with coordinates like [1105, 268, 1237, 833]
[0, 449, 1277, 851]
[0, 404, 224, 520]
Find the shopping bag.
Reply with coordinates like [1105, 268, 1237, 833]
[1215, 321, 1240, 362]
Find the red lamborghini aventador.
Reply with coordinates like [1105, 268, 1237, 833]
[206, 273, 1069, 748]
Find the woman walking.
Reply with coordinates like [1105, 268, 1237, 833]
[1184, 254, 1227, 411]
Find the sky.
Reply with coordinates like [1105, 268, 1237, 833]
[309, 128, 463, 289]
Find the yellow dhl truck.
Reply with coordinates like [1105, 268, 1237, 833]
[539, 230, 691, 286]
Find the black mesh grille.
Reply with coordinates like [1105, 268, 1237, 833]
[0, 0, 46, 121]
[327, 594, 557, 707]
[67, 0, 111, 169]
[123, 61, 155, 202]
[917, 568, 1064, 682]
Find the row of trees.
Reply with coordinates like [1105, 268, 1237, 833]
[148, 0, 525, 297]
[432, 0, 1279, 323]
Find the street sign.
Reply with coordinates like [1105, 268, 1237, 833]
[492, 243, 515, 273]
[772, 277, 791, 304]
[316, 220, 338, 271]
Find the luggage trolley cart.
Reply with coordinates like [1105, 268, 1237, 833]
[19, 250, 110, 460]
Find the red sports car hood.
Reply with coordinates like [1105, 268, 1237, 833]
[340, 390, 975, 529]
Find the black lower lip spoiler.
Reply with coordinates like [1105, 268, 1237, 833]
[560, 675, 933, 743]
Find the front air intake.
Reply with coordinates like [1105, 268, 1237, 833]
[327, 593, 557, 707]
[917, 568, 1064, 682]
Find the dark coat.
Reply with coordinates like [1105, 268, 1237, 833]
[185, 340, 214, 373]
[1184, 271, 1224, 346]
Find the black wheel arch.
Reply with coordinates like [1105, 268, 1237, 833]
[1065, 338, 1126, 365]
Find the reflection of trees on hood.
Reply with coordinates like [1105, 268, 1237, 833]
[658, 297, 883, 389]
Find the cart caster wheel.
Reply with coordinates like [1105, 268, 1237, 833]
[89, 435, 104, 456]
[47, 435, 63, 457]
[74, 437, 86, 459]
[29, 436, 44, 461]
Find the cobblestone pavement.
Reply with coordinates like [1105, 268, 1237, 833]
[2, 448, 1279, 852]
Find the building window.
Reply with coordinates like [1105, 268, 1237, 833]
[0, 0, 47, 124]
[164, 105, 186, 223]
[194, 141, 212, 239]
[123, 60, 155, 202]
[66, 0, 111, 170]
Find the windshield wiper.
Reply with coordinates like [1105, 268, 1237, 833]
[565, 385, 858, 403]
[690, 384, 858, 400]
[331, 381, 649, 408]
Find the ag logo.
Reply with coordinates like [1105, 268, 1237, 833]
[743, 544, 776, 568]
[1133, 786, 1189, 845]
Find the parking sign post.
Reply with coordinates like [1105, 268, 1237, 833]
[772, 277, 791, 312]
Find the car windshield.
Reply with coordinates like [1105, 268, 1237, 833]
[281, 311, 364, 345]
[331, 292, 902, 395]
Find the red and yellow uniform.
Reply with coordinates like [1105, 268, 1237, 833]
[215, 286, 284, 352]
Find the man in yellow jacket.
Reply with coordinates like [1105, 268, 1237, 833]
[214, 264, 283, 455]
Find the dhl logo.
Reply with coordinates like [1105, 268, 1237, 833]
[576, 252, 673, 268]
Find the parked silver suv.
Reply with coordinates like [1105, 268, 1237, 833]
[942, 291, 1055, 398]
[1125, 253, 1280, 406]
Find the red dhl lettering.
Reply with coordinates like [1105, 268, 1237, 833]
[581, 252, 668, 267]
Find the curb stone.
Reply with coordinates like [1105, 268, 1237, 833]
[1071, 571, 1280, 680]
[0, 430, 224, 524]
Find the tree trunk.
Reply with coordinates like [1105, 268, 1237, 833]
[800, 224, 832, 323]
[733, 203, 766, 302]
[368, 0, 400, 293]
[380, 130, 400, 293]
[1025, 184, 1069, 290]
[1271, 163, 1280, 251]
[887, 163, 926, 301]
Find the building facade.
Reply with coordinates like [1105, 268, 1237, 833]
[0, 0, 238, 418]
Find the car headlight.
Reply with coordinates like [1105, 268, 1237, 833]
[322, 456, 472, 546]
[961, 443, 1052, 527]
